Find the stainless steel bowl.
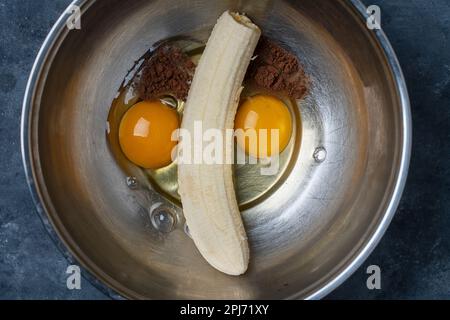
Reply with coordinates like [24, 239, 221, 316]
[21, 0, 411, 299]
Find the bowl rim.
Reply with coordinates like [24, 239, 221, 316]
[21, 0, 412, 300]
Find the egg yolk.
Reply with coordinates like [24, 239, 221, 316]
[119, 100, 180, 169]
[234, 95, 292, 158]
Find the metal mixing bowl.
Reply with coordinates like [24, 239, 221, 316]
[21, 0, 411, 299]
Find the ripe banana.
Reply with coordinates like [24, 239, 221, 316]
[178, 11, 261, 275]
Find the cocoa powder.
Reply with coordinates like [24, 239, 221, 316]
[138, 45, 195, 101]
[138, 39, 308, 102]
[248, 38, 309, 100]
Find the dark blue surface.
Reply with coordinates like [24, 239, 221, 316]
[0, 0, 449, 299]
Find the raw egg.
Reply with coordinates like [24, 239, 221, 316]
[235, 95, 292, 158]
[119, 100, 179, 169]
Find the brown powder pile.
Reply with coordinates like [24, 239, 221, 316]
[138, 45, 196, 101]
[248, 38, 309, 100]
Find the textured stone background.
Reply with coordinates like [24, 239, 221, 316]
[0, 0, 449, 299]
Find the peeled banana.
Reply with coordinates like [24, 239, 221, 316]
[178, 11, 261, 275]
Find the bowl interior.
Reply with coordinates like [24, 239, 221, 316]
[27, 0, 405, 299]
